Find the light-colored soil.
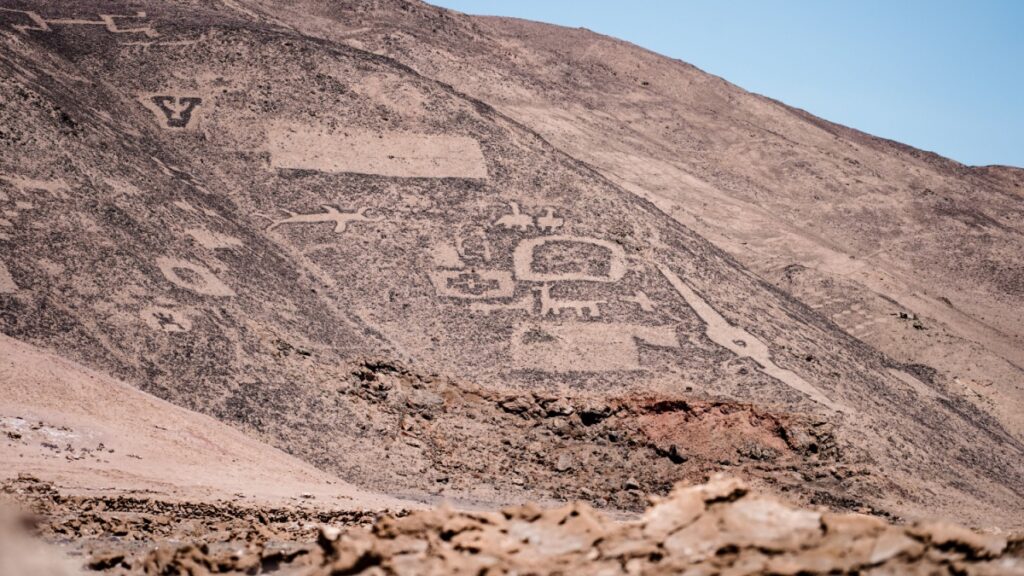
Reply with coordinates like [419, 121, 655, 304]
[267, 124, 488, 178]
[0, 334, 406, 511]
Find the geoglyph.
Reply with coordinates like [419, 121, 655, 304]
[141, 305, 192, 333]
[658, 264, 849, 411]
[268, 206, 380, 234]
[138, 94, 204, 130]
[0, 8, 159, 37]
[156, 257, 235, 298]
[434, 206, 677, 374]
[267, 125, 489, 179]
[512, 323, 678, 373]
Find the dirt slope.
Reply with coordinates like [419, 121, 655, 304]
[0, 0, 1022, 529]
[0, 333, 405, 510]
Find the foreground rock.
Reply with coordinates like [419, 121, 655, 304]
[9, 475, 1019, 575]
[310, 476, 1023, 575]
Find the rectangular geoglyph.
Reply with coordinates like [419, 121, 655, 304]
[268, 125, 488, 179]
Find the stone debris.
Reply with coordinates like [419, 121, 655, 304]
[304, 476, 1022, 575]
[4, 475, 1005, 575]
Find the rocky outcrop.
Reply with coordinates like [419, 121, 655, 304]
[307, 476, 1024, 575]
[53, 475, 1012, 575]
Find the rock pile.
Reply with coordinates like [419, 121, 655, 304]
[309, 475, 1021, 575]
[137, 476, 1023, 575]
[6, 473, 1023, 573]
[340, 360, 864, 514]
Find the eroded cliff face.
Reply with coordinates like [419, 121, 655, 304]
[0, 0, 1022, 529]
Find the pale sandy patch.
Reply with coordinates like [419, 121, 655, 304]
[268, 124, 488, 179]
[0, 334, 408, 510]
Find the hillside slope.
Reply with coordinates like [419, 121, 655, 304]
[0, 0, 1022, 528]
[263, 0, 1024, 443]
[0, 334, 406, 510]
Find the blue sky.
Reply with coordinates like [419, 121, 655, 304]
[429, 1, 1023, 168]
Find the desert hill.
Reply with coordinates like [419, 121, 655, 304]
[255, 0, 1024, 442]
[0, 0, 1022, 535]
